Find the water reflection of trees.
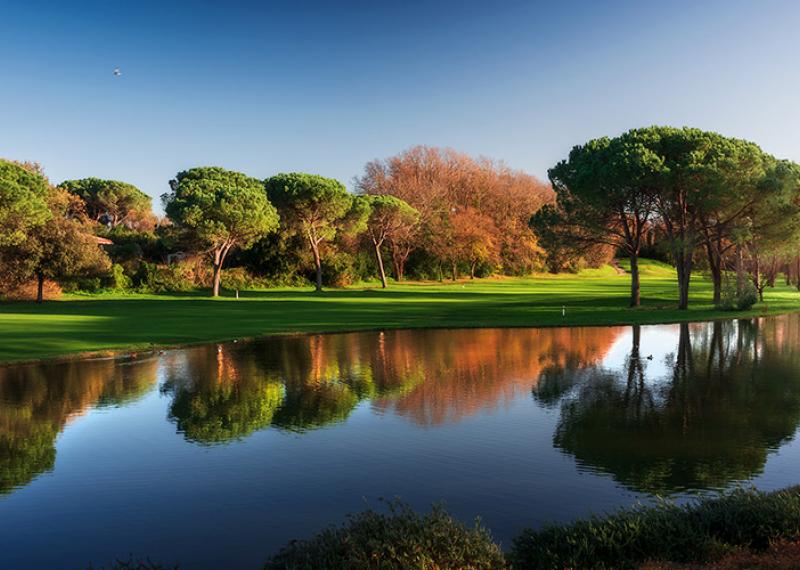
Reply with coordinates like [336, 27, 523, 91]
[161, 334, 419, 442]
[542, 318, 800, 494]
[163, 328, 621, 443]
[372, 328, 621, 426]
[0, 358, 158, 494]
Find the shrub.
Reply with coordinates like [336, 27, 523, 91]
[220, 267, 268, 291]
[321, 251, 373, 287]
[719, 278, 758, 311]
[134, 262, 196, 293]
[263, 500, 506, 570]
[108, 263, 132, 291]
[509, 486, 800, 569]
[64, 276, 104, 293]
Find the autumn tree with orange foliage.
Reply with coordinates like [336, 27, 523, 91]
[357, 146, 551, 279]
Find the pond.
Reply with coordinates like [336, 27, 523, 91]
[2, 316, 800, 568]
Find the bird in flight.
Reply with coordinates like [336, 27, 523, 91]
[113, 67, 122, 77]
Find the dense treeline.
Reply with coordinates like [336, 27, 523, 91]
[2, 127, 800, 309]
[0, 146, 551, 300]
[534, 126, 800, 309]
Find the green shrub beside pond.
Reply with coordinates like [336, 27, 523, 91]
[259, 487, 800, 570]
[262, 500, 506, 570]
[510, 486, 800, 569]
[92, 487, 800, 569]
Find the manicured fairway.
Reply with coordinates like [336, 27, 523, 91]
[2, 261, 800, 363]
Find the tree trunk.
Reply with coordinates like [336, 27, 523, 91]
[36, 273, 44, 304]
[629, 253, 641, 307]
[752, 256, 762, 301]
[470, 261, 477, 279]
[675, 252, 692, 310]
[705, 242, 722, 306]
[796, 257, 800, 291]
[212, 249, 222, 297]
[451, 261, 457, 281]
[736, 245, 745, 296]
[311, 242, 322, 292]
[373, 240, 387, 288]
[392, 256, 402, 282]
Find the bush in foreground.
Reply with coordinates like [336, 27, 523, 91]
[510, 486, 800, 569]
[263, 500, 506, 570]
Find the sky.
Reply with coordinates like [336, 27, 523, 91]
[2, 0, 800, 213]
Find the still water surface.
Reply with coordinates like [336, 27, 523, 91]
[2, 317, 800, 568]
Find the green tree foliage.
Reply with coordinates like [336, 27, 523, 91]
[266, 173, 365, 291]
[363, 195, 419, 288]
[744, 159, 800, 300]
[0, 168, 111, 301]
[545, 136, 659, 306]
[0, 159, 50, 248]
[59, 177, 154, 230]
[29, 187, 111, 302]
[163, 167, 279, 296]
[627, 127, 771, 309]
[544, 127, 790, 309]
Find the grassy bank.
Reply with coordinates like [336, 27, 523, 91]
[98, 487, 800, 569]
[511, 486, 800, 569]
[270, 488, 800, 569]
[3, 260, 800, 363]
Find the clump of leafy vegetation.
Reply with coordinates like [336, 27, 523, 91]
[263, 500, 506, 570]
[85, 488, 800, 570]
[719, 278, 759, 311]
[510, 486, 800, 569]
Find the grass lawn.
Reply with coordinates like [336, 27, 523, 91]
[2, 260, 800, 363]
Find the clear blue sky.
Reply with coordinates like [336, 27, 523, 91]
[2, 0, 799, 212]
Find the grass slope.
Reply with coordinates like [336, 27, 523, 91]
[2, 261, 800, 363]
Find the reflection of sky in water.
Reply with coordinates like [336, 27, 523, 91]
[603, 325, 678, 377]
[601, 325, 679, 408]
[1, 318, 800, 569]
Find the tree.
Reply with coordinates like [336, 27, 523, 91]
[363, 195, 419, 288]
[59, 177, 155, 230]
[28, 187, 111, 303]
[744, 159, 800, 300]
[690, 138, 767, 304]
[625, 127, 769, 309]
[163, 167, 279, 297]
[357, 146, 551, 279]
[451, 207, 500, 279]
[546, 136, 659, 306]
[266, 173, 361, 292]
[0, 159, 50, 248]
[0, 163, 110, 302]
